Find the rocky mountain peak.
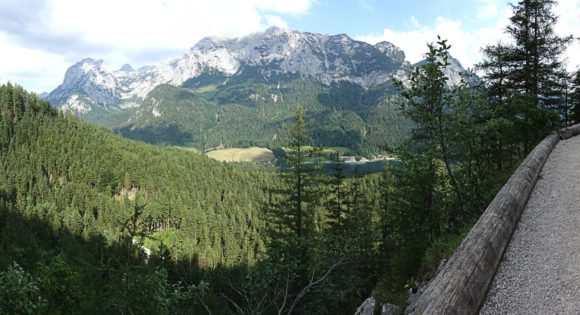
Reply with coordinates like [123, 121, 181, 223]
[374, 41, 406, 65]
[119, 64, 134, 72]
[193, 36, 227, 52]
[263, 25, 293, 37]
[78, 57, 104, 67]
[412, 53, 473, 86]
[47, 27, 470, 115]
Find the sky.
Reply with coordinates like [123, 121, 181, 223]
[0, 0, 578, 93]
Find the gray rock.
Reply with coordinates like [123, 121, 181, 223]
[355, 297, 376, 315]
[381, 303, 400, 315]
[404, 282, 428, 315]
[49, 27, 473, 113]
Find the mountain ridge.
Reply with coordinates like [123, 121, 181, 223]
[47, 26, 458, 113]
[45, 27, 470, 152]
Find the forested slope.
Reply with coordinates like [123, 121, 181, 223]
[115, 75, 412, 153]
[0, 83, 390, 314]
[0, 83, 275, 313]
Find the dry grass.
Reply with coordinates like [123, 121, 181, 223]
[206, 147, 274, 162]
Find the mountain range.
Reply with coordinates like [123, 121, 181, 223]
[46, 27, 470, 152]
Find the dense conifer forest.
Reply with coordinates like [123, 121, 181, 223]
[1, 0, 579, 314]
[114, 78, 412, 155]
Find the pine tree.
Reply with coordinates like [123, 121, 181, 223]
[478, 0, 572, 152]
[261, 106, 325, 313]
[477, 42, 513, 107]
[506, 0, 573, 111]
[268, 106, 320, 263]
[325, 154, 349, 258]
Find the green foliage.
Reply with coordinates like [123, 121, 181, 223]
[0, 262, 46, 314]
[0, 83, 273, 269]
[0, 4, 572, 309]
[260, 106, 324, 313]
[478, 0, 573, 131]
[0, 83, 276, 313]
[113, 76, 412, 153]
[506, 0, 573, 111]
[375, 2, 572, 300]
[380, 34, 550, 297]
[231, 108, 384, 314]
[36, 256, 84, 314]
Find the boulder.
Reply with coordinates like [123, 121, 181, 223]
[355, 297, 376, 315]
[381, 303, 401, 315]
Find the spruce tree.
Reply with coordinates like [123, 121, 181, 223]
[261, 106, 324, 313]
[477, 42, 513, 107]
[325, 154, 349, 258]
[478, 0, 572, 152]
[506, 0, 573, 111]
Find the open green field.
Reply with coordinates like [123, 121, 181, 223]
[191, 84, 219, 93]
[206, 147, 275, 162]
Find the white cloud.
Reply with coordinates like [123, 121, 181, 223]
[554, 0, 580, 72]
[263, 15, 289, 29]
[356, 14, 510, 70]
[255, 0, 314, 15]
[359, 0, 374, 11]
[0, 33, 69, 92]
[477, 0, 500, 20]
[356, 1, 579, 74]
[48, 0, 312, 53]
[0, 0, 315, 92]
[410, 16, 421, 28]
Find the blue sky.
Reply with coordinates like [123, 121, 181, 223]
[0, 0, 578, 93]
[288, 0, 483, 35]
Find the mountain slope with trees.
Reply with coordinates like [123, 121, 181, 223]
[116, 75, 411, 153]
[1, 1, 577, 313]
[0, 83, 388, 313]
[46, 28, 474, 153]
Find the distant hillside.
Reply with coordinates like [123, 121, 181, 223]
[46, 27, 470, 152]
[115, 76, 411, 152]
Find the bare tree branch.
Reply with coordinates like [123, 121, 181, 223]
[286, 260, 345, 315]
[277, 271, 291, 315]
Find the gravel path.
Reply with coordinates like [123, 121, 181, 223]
[480, 135, 580, 314]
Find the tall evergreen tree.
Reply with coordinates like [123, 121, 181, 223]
[261, 106, 326, 313]
[478, 0, 571, 152]
[477, 42, 513, 107]
[324, 155, 349, 258]
[506, 0, 573, 111]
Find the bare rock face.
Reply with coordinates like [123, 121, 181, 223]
[381, 303, 401, 315]
[355, 297, 376, 315]
[46, 27, 410, 114]
[47, 26, 470, 115]
[354, 296, 402, 315]
[404, 282, 429, 315]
